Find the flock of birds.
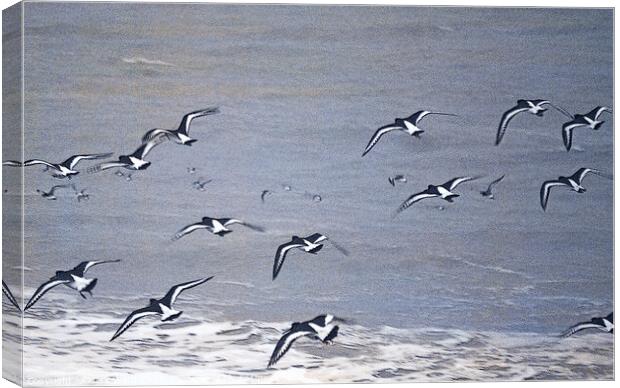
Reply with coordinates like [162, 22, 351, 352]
[1, 99, 615, 369]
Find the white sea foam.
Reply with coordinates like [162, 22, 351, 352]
[3, 304, 613, 386]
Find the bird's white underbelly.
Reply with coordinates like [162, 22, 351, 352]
[69, 275, 91, 291]
[129, 156, 148, 168]
[403, 121, 421, 134]
[309, 323, 335, 341]
[159, 304, 180, 320]
[178, 133, 192, 143]
[211, 221, 228, 234]
[437, 186, 453, 198]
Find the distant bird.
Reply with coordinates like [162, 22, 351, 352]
[187, 167, 197, 174]
[562, 106, 612, 151]
[363, 110, 457, 156]
[3, 153, 112, 179]
[312, 194, 322, 202]
[192, 178, 212, 192]
[110, 277, 213, 341]
[141, 107, 220, 146]
[540, 168, 611, 211]
[87, 139, 160, 172]
[480, 175, 505, 199]
[74, 189, 90, 202]
[268, 314, 341, 368]
[2, 281, 21, 311]
[388, 175, 407, 186]
[125, 173, 133, 182]
[272, 233, 349, 280]
[36, 184, 72, 200]
[173, 217, 265, 240]
[561, 313, 613, 337]
[24, 260, 121, 310]
[395, 176, 480, 215]
[261, 190, 273, 203]
[495, 99, 572, 145]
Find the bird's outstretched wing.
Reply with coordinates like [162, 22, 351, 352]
[23, 159, 57, 169]
[571, 168, 611, 185]
[414, 111, 458, 125]
[562, 121, 587, 152]
[2, 160, 22, 167]
[161, 276, 214, 306]
[588, 106, 612, 120]
[495, 106, 529, 145]
[141, 128, 175, 143]
[268, 327, 313, 367]
[62, 153, 113, 169]
[87, 162, 128, 173]
[178, 107, 220, 135]
[305, 233, 327, 244]
[442, 176, 480, 191]
[172, 222, 210, 241]
[222, 219, 265, 232]
[24, 278, 71, 310]
[48, 184, 72, 195]
[273, 241, 304, 280]
[71, 259, 121, 277]
[560, 322, 604, 338]
[539, 102, 573, 119]
[362, 125, 401, 157]
[110, 307, 160, 341]
[2, 281, 21, 311]
[486, 175, 506, 191]
[394, 190, 437, 216]
[539, 180, 565, 211]
[133, 138, 161, 159]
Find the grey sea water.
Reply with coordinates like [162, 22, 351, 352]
[2, 2, 614, 384]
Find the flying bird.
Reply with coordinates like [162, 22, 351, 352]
[562, 106, 612, 151]
[173, 217, 265, 240]
[2, 281, 21, 311]
[362, 110, 457, 156]
[268, 314, 341, 368]
[36, 184, 73, 200]
[261, 190, 273, 203]
[192, 178, 212, 192]
[272, 233, 349, 280]
[495, 99, 572, 145]
[561, 312, 613, 337]
[24, 260, 121, 310]
[87, 139, 160, 172]
[141, 107, 220, 146]
[540, 168, 611, 211]
[480, 175, 505, 199]
[110, 277, 213, 341]
[3, 153, 112, 178]
[388, 175, 407, 186]
[395, 176, 480, 215]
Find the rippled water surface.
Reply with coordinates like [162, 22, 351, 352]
[2, 3, 614, 384]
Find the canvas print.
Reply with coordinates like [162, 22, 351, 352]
[1, 1, 614, 386]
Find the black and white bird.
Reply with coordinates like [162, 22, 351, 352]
[173, 217, 265, 240]
[261, 190, 273, 203]
[362, 110, 457, 156]
[561, 313, 613, 337]
[540, 168, 611, 211]
[141, 107, 220, 146]
[110, 277, 213, 341]
[2, 280, 21, 311]
[268, 314, 342, 368]
[272, 233, 348, 280]
[562, 106, 612, 151]
[480, 175, 505, 199]
[36, 184, 72, 200]
[388, 175, 407, 186]
[88, 139, 160, 172]
[24, 260, 121, 310]
[395, 176, 480, 215]
[495, 99, 572, 145]
[3, 153, 112, 178]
